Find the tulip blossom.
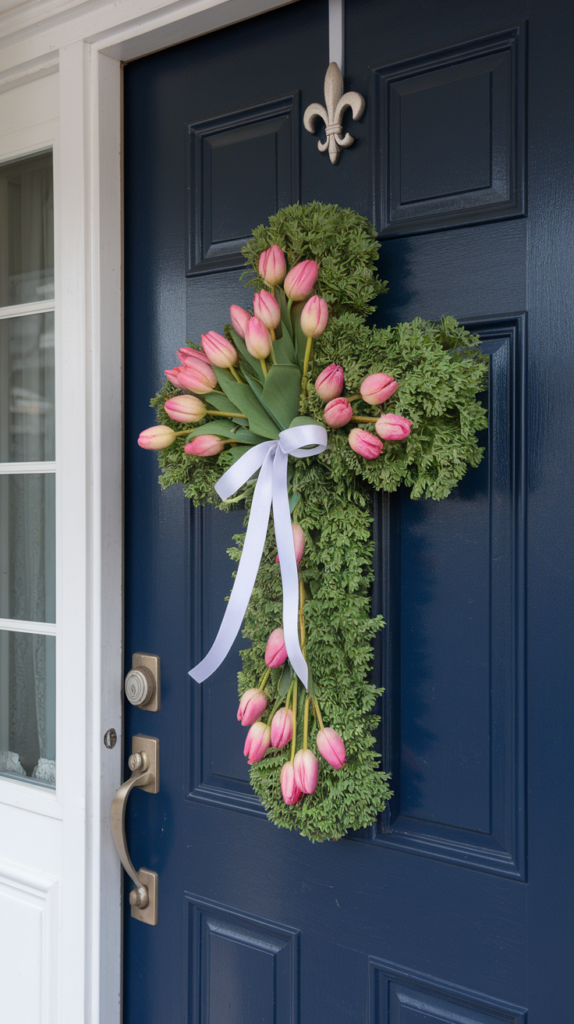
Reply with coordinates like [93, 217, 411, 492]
[177, 362, 217, 394]
[280, 761, 302, 804]
[316, 727, 346, 769]
[138, 425, 176, 450]
[294, 748, 318, 794]
[375, 413, 412, 441]
[259, 245, 287, 286]
[283, 260, 319, 301]
[230, 305, 250, 339]
[315, 364, 344, 401]
[348, 428, 383, 460]
[178, 346, 211, 366]
[243, 721, 271, 764]
[270, 708, 293, 749]
[245, 316, 272, 360]
[324, 397, 353, 428]
[237, 688, 268, 726]
[300, 296, 328, 338]
[275, 522, 306, 565]
[360, 372, 399, 405]
[201, 331, 238, 368]
[265, 627, 288, 668]
[184, 435, 225, 457]
[165, 367, 184, 388]
[253, 290, 281, 330]
[164, 395, 206, 423]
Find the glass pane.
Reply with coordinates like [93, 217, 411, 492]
[0, 630, 55, 786]
[0, 312, 55, 462]
[0, 151, 54, 307]
[0, 474, 55, 623]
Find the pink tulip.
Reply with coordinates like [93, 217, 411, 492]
[265, 627, 288, 669]
[164, 395, 206, 423]
[300, 295, 328, 338]
[165, 367, 184, 388]
[138, 425, 176, 450]
[245, 316, 272, 359]
[270, 707, 293, 749]
[184, 435, 225, 457]
[375, 413, 412, 441]
[243, 721, 271, 764]
[316, 727, 346, 769]
[280, 761, 302, 804]
[360, 373, 399, 405]
[283, 260, 319, 301]
[230, 305, 251, 339]
[177, 362, 217, 394]
[253, 290, 281, 331]
[237, 688, 268, 726]
[178, 346, 211, 366]
[201, 331, 238, 368]
[348, 428, 383, 460]
[315, 364, 344, 401]
[275, 522, 306, 565]
[259, 245, 287, 286]
[294, 748, 318, 794]
[324, 397, 353, 428]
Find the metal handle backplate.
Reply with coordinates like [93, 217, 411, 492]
[111, 734, 159, 925]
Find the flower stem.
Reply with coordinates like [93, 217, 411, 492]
[299, 575, 306, 656]
[290, 677, 298, 764]
[303, 695, 310, 750]
[312, 695, 325, 731]
[229, 366, 243, 383]
[205, 410, 247, 419]
[260, 358, 268, 378]
[258, 666, 270, 691]
[346, 394, 361, 402]
[350, 415, 378, 423]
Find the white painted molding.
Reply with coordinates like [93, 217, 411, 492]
[0, 298, 55, 318]
[0, 616, 56, 632]
[0, 462, 56, 475]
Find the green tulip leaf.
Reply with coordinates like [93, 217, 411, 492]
[226, 326, 265, 382]
[214, 368, 280, 439]
[278, 665, 291, 696]
[289, 415, 322, 429]
[272, 329, 297, 366]
[244, 374, 284, 430]
[185, 421, 237, 439]
[294, 310, 309, 368]
[205, 391, 243, 415]
[289, 492, 300, 514]
[224, 444, 253, 466]
[261, 364, 302, 429]
[233, 427, 267, 444]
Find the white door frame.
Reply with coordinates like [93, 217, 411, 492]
[0, 0, 295, 1020]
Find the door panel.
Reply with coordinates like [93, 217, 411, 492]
[123, 0, 571, 1020]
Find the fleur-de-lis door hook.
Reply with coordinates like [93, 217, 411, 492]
[303, 62, 366, 165]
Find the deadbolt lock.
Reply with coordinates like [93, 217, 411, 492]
[125, 653, 160, 711]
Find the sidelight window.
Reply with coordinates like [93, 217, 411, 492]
[0, 151, 56, 788]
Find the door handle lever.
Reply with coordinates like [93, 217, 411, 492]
[111, 734, 159, 925]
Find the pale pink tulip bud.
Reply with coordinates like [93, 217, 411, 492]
[283, 259, 319, 301]
[230, 305, 251, 339]
[265, 627, 288, 668]
[245, 316, 272, 359]
[184, 435, 225, 457]
[165, 367, 184, 388]
[324, 397, 353, 428]
[300, 295, 328, 338]
[275, 522, 306, 565]
[294, 748, 319, 794]
[375, 413, 412, 441]
[243, 721, 271, 764]
[201, 330, 238, 369]
[360, 372, 399, 405]
[280, 761, 302, 804]
[178, 346, 211, 366]
[253, 290, 281, 330]
[348, 428, 383, 460]
[177, 362, 217, 395]
[138, 425, 176, 450]
[237, 688, 268, 727]
[258, 245, 287, 286]
[315, 364, 344, 401]
[316, 727, 346, 769]
[164, 395, 207, 423]
[270, 707, 293, 749]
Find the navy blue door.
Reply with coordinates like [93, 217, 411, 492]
[124, 1, 574, 1020]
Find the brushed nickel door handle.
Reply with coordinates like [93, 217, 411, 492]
[111, 734, 159, 925]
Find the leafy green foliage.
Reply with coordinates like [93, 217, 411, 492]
[147, 202, 488, 840]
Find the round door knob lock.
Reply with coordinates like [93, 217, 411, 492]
[129, 885, 149, 909]
[128, 751, 149, 773]
[125, 667, 155, 707]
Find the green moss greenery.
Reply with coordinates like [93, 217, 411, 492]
[149, 202, 488, 841]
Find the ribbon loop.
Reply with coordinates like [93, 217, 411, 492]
[189, 423, 328, 687]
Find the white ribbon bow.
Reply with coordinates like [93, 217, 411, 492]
[189, 423, 328, 688]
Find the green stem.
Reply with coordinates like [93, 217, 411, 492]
[303, 695, 309, 750]
[205, 410, 247, 419]
[258, 666, 271, 691]
[229, 366, 243, 383]
[350, 415, 378, 423]
[260, 358, 268, 378]
[346, 394, 362, 402]
[312, 695, 325, 731]
[290, 677, 298, 764]
[287, 297, 293, 317]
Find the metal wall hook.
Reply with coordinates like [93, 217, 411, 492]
[304, 62, 365, 165]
